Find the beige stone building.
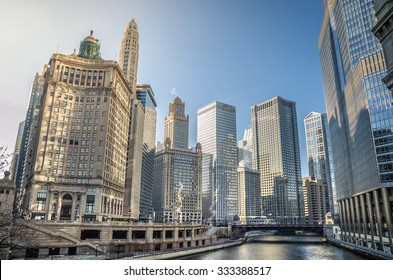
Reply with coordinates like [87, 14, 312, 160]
[154, 97, 202, 224]
[22, 32, 134, 222]
[164, 97, 189, 149]
[237, 165, 261, 224]
[0, 171, 16, 212]
[302, 177, 330, 224]
[7, 222, 214, 259]
[119, 18, 139, 93]
[154, 141, 203, 224]
[119, 19, 145, 220]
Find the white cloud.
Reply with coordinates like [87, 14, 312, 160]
[171, 88, 177, 96]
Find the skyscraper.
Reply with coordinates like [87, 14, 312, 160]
[164, 97, 189, 149]
[304, 112, 336, 216]
[251, 96, 304, 224]
[10, 121, 25, 182]
[136, 84, 157, 220]
[119, 18, 144, 220]
[319, 0, 393, 254]
[302, 177, 330, 225]
[154, 142, 202, 224]
[237, 128, 253, 169]
[22, 33, 133, 222]
[237, 165, 261, 224]
[372, 0, 393, 92]
[14, 68, 46, 199]
[197, 101, 237, 225]
[119, 18, 139, 93]
[154, 98, 202, 223]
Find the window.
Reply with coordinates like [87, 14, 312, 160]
[86, 195, 95, 213]
[112, 230, 127, 239]
[36, 192, 47, 211]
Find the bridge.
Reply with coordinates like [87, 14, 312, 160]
[232, 224, 325, 236]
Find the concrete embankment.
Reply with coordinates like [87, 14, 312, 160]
[124, 240, 243, 260]
[328, 238, 393, 260]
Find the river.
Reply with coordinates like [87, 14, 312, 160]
[177, 235, 368, 260]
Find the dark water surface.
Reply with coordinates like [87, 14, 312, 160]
[177, 236, 368, 260]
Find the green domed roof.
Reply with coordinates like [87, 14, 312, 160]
[78, 30, 101, 59]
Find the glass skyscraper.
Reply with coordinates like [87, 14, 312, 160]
[10, 120, 25, 182]
[14, 69, 46, 200]
[197, 101, 237, 225]
[319, 0, 393, 254]
[136, 84, 157, 220]
[304, 112, 336, 217]
[251, 96, 304, 225]
[372, 0, 393, 92]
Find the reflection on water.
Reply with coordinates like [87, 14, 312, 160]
[178, 236, 367, 260]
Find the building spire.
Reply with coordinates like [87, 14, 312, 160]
[164, 96, 189, 149]
[118, 18, 139, 92]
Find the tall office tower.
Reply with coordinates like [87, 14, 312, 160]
[154, 141, 202, 223]
[237, 165, 261, 224]
[136, 84, 157, 220]
[373, 0, 393, 91]
[237, 128, 253, 169]
[156, 141, 164, 152]
[10, 121, 25, 181]
[20, 104, 41, 202]
[119, 18, 144, 220]
[197, 101, 237, 225]
[251, 96, 304, 225]
[154, 99, 202, 223]
[302, 177, 330, 225]
[164, 97, 189, 149]
[124, 98, 144, 219]
[21, 32, 133, 222]
[14, 68, 46, 198]
[119, 18, 139, 93]
[304, 112, 336, 216]
[319, 0, 393, 253]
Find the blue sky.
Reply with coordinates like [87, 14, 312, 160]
[0, 0, 325, 176]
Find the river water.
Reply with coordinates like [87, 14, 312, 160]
[178, 236, 368, 260]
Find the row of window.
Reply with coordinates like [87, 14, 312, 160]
[61, 67, 104, 88]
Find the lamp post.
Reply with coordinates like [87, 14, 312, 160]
[95, 244, 98, 257]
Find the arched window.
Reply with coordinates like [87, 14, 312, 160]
[63, 194, 72, 200]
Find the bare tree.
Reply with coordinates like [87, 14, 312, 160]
[0, 146, 12, 174]
[0, 202, 40, 259]
[0, 151, 40, 259]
